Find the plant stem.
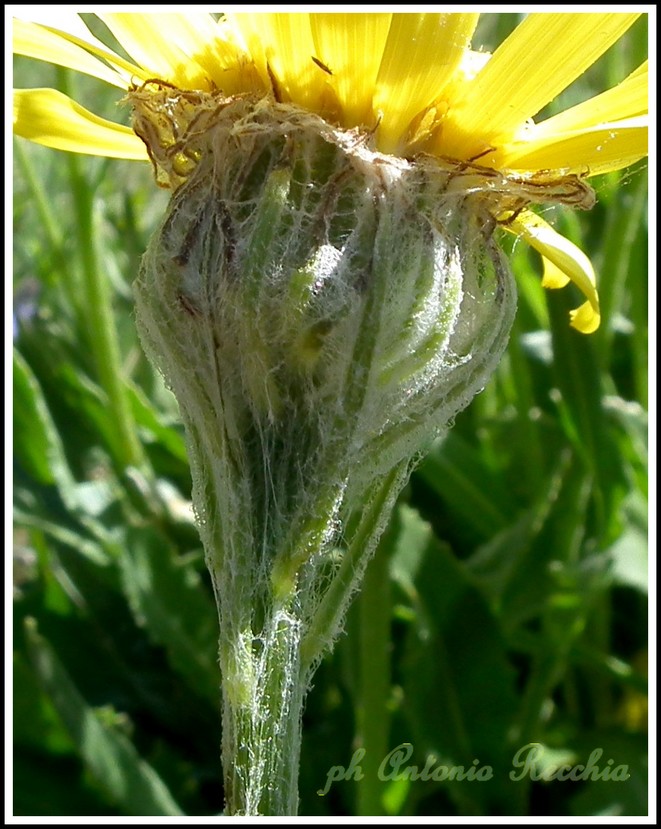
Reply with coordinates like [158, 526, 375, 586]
[220, 598, 305, 815]
[65, 151, 147, 472]
[55, 69, 146, 473]
[14, 140, 63, 263]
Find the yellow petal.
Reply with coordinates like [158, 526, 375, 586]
[441, 12, 641, 159]
[496, 117, 648, 176]
[373, 13, 479, 153]
[541, 259, 570, 290]
[508, 210, 600, 333]
[569, 300, 601, 334]
[98, 13, 213, 88]
[13, 11, 116, 53]
[229, 13, 326, 110]
[309, 13, 392, 127]
[182, 16, 259, 94]
[530, 61, 648, 136]
[13, 19, 130, 89]
[13, 88, 147, 160]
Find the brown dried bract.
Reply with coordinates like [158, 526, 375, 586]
[126, 80, 595, 223]
[431, 154, 595, 229]
[126, 80, 240, 189]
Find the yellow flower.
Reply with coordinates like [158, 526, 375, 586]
[13, 12, 648, 333]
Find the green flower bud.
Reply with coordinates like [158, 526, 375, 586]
[132, 92, 516, 814]
[134, 94, 515, 600]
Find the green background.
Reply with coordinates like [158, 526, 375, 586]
[13, 13, 648, 817]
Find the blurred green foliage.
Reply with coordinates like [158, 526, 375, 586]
[12, 14, 648, 817]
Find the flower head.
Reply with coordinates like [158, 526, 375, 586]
[13, 12, 647, 332]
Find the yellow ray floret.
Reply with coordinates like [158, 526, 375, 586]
[13, 88, 146, 159]
[437, 12, 641, 159]
[497, 117, 647, 177]
[531, 61, 648, 136]
[99, 13, 214, 90]
[13, 18, 128, 89]
[308, 13, 391, 127]
[371, 13, 479, 153]
[510, 211, 600, 334]
[229, 13, 326, 110]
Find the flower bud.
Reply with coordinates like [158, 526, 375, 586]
[133, 92, 516, 596]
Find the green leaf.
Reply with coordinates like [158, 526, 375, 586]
[24, 617, 185, 816]
[568, 731, 648, 817]
[414, 433, 516, 542]
[13, 349, 76, 497]
[13, 650, 74, 755]
[13, 749, 120, 816]
[546, 231, 625, 541]
[127, 380, 188, 463]
[118, 525, 219, 704]
[606, 492, 648, 594]
[493, 457, 595, 633]
[14, 508, 111, 569]
[394, 506, 522, 816]
[55, 361, 124, 463]
[462, 453, 573, 608]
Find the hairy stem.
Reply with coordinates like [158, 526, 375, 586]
[221, 598, 304, 815]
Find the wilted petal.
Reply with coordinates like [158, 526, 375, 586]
[509, 210, 600, 333]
